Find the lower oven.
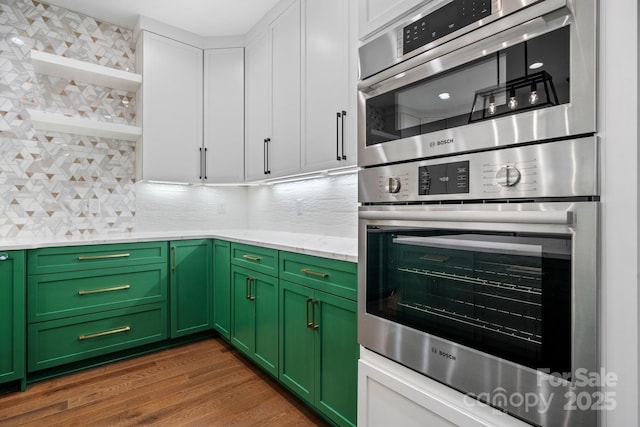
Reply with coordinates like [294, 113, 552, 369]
[358, 137, 599, 427]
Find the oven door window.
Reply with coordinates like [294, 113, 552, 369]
[366, 26, 570, 146]
[366, 226, 571, 373]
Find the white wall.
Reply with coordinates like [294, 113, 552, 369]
[599, 1, 639, 426]
[246, 174, 358, 238]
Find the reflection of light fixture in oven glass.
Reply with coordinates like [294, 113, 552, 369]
[488, 95, 497, 115]
[508, 88, 518, 110]
[529, 62, 544, 70]
[438, 92, 450, 100]
[529, 83, 539, 105]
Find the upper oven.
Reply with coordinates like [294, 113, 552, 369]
[357, 0, 597, 167]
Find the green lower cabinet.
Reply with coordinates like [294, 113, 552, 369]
[0, 251, 25, 388]
[28, 303, 167, 372]
[170, 240, 213, 338]
[213, 240, 231, 339]
[230, 265, 278, 377]
[279, 280, 358, 427]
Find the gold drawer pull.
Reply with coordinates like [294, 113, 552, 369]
[78, 284, 131, 296]
[301, 268, 329, 278]
[242, 254, 261, 262]
[419, 255, 449, 263]
[79, 326, 131, 341]
[78, 253, 130, 261]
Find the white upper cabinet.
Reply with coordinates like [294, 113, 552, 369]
[245, 0, 302, 181]
[204, 48, 245, 183]
[138, 31, 203, 183]
[302, 0, 356, 172]
[358, 0, 425, 40]
[245, 31, 271, 182]
[270, 0, 302, 179]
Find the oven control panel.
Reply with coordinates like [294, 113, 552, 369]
[358, 137, 598, 203]
[418, 161, 469, 195]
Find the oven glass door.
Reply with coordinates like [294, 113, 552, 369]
[366, 226, 572, 374]
[365, 26, 569, 146]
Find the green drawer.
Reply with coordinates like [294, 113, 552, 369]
[279, 252, 357, 301]
[27, 241, 168, 275]
[230, 243, 278, 277]
[28, 303, 167, 372]
[28, 264, 168, 323]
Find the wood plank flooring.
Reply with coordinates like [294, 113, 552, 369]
[0, 338, 330, 426]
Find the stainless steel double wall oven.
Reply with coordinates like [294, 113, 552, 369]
[357, 1, 599, 426]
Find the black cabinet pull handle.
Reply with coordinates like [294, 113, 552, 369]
[199, 147, 203, 179]
[263, 139, 268, 175]
[266, 138, 271, 174]
[336, 112, 341, 161]
[203, 147, 208, 180]
[341, 110, 347, 160]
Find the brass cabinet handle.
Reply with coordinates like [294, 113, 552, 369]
[242, 254, 261, 262]
[79, 326, 131, 340]
[312, 300, 319, 331]
[78, 253, 130, 261]
[78, 284, 131, 296]
[419, 255, 449, 263]
[248, 278, 255, 301]
[301, 268, 329, 278]
[306, 298, 313, 328]
[172, 246, 177, 271]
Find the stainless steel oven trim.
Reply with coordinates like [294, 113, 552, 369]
[358, 201, 599, 427]
[357, 0, 597, 167]
[359, 0, 565, 81]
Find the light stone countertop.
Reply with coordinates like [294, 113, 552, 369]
[0, 229, 358, 263]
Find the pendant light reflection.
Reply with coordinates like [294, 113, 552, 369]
[488, 95, 497, 115]
[529, 82, 539, 105]
[508, 88, 518, 110]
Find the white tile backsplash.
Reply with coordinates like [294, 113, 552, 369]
[246, 174, 358, 239]
[134, 182, 247, 231]
[134, 174, 358, 239]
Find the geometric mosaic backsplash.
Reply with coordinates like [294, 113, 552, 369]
[0, 0, 137, 237]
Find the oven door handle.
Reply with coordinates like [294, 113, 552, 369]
[359, 210, 574, 225]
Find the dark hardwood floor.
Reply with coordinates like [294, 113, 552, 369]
[0, 338, 330, 426]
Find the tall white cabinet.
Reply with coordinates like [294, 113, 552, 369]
[204, 48, 245, 183]
[137, 32, 203, 183]
[302, 0, 356, 172]
[245, 0, 301, 181]
[138, 31, 245, 184]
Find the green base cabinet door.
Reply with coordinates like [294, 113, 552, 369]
[279, 280, 358, 427]
[0, 251, 25, 388]
[315, 290, 358, 427]
[231, 265, 278, 377]
[213, 240, 231, 340]
[170, 240, 213, 338]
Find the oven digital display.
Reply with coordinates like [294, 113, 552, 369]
[403, 0, 492, 55]
[418, 160, 469, 195]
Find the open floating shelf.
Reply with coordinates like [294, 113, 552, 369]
[27, 109, 142, 142]
[30, 50, 142, 92]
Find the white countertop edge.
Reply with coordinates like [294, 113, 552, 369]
[0, 229, 358, 263]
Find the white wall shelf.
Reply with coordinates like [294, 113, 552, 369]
[30, 50, 142, 92]
[27, 109, 142, 141]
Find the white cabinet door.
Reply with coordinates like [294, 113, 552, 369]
[302, 0, 355, 172]
[245, 0, 302, 182]
[245, 32, 271, 182]
[358, 0, 424, 40]
[139, 32, 203, 183]
[269, 0, 302, 179]
[204, 48, 245, 183]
